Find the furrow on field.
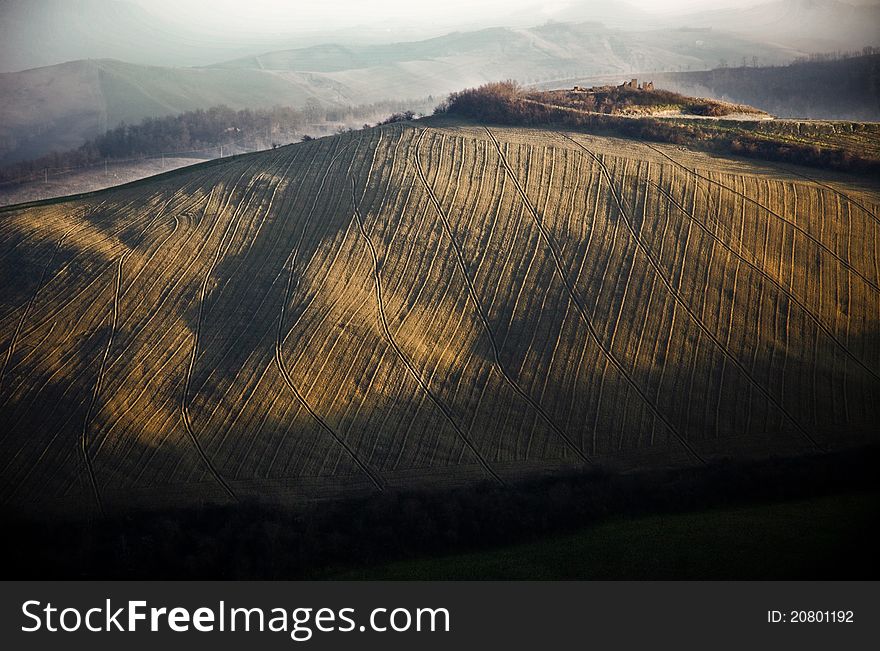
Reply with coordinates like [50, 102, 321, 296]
[106, 153, 267, 348]
[97, 156, 290, 488]
[177, 163, 271, 500]
[520, 145, 590, 447]
[327, 130, 423, 472]
[484, 127, 703, 463]
[270, 133, 394, 478]
[280, 132, 440, 474]
[193, 147, 321, 452]
[179, 160, 287, 429]
[419, 134, 534, 460]
[664, 160, 876, 428]
[414, 129, 590, 464]
[187, 147, 303, 435]
[560, 131, 822, 450]
[451, 135, 556, 459]
[0, 225, 75, 393]
[359, 132, 487, 465]
[343, 128, 459, 471]
[4, 191, 187, 354]
[117, 183, 211, 300]
[271, 139, 384, 488]
[616, 160, 663, 444]
[90, 172, 242, 475]
[78, 254, 132, 515]
[368, 130, 478, 467]
[349, 170, 504, 485]
[649, 178, 879, 382]
[506, 138, 662, 452]
[75, 189, 185, 496]
[767, 161, 880, 230]
[641, 142, 880, 294]
[567, 152, 619, 452]
[0, 276, 113, 504]
[0, 266, 114, 438]
[534, 148, 594, 441]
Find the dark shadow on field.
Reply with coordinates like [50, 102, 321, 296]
[0, 232, 61, 320]
[0, 316, 111, 508]
[0, 236, 113, 384]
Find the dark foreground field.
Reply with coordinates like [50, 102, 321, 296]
[5, 446, 878, 580]
[332, 491, 878, 580]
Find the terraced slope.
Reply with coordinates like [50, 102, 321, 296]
[1, 122, 878, 516]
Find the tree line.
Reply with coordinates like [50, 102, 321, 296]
[5, 445, 877, 579]
[0, 100, 431, 184]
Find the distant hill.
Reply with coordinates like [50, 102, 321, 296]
[667, 0, 880, 52]
[0, 22, 793, 163]
[1, 121, 878, 516]
[0, 59, 352, 164]
[0, 0, 269, 72]
[214, 22, 792, 79]
[3, 0, 874, 75]
[653, 54, 880, 121]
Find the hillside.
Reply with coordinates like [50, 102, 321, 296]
[0, 22, 793, 163]
[0, 156, 208, 208]
[1, 121, 879, 516]
[653, 54, 880, 121]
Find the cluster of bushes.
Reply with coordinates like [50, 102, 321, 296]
[686, 102, 735, 117]
[435, 81, 527, 123]
[436, 82, 879, 174]
[4, 445, 878, 579]
[536, 86, 756, 118]
[378, 110, 418, 125]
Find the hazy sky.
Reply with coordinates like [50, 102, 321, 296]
[129, 0, 773, 33]
[128, 0, 880, 36]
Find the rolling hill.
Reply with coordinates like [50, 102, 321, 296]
[1, 120, 878, 517]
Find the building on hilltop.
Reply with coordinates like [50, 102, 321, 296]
[618, 79, 654, 91]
